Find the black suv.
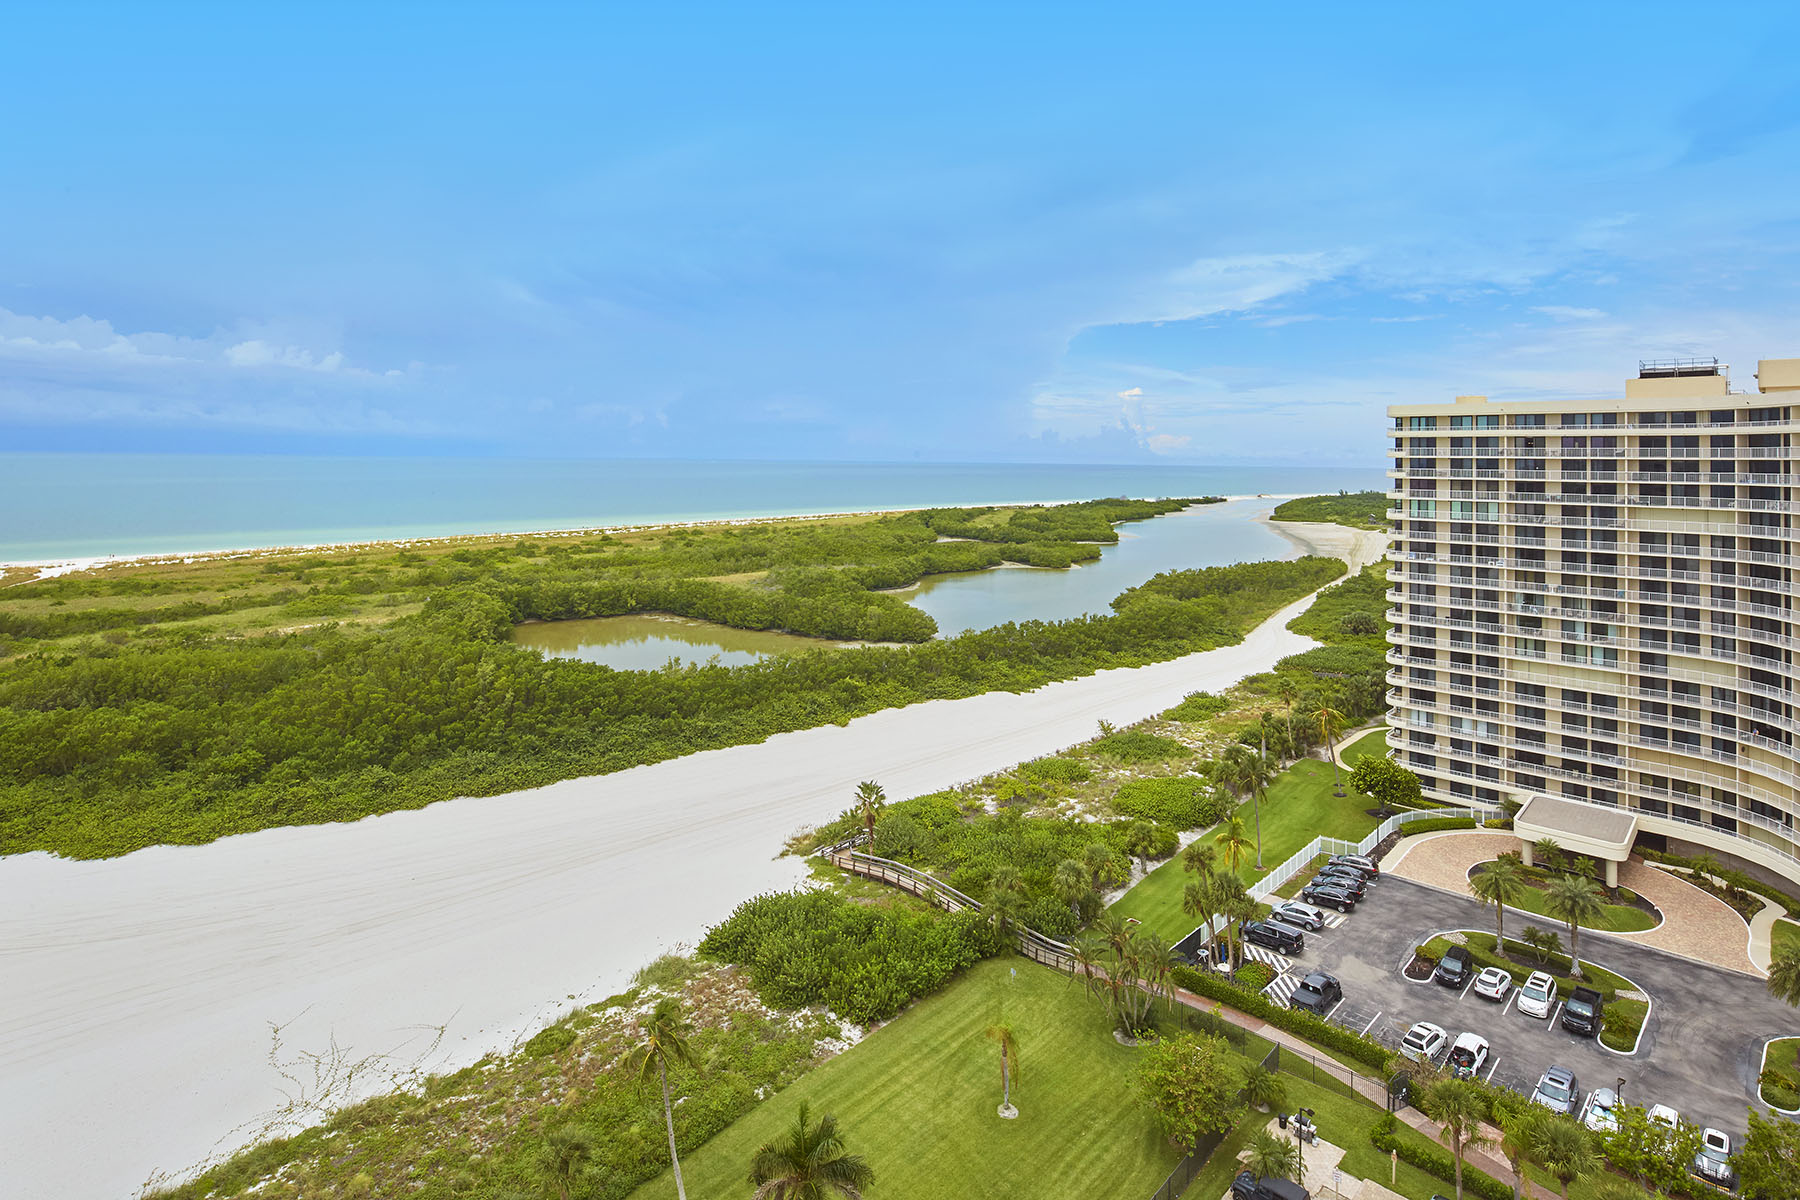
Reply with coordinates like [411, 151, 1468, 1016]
[1243, 920, 1305, 954]
[1311, 870, 1366, 899]
[1434, 945, 1474, 988]
[1299, 882, 1357, 912]
[1233, 1171, 1311, 1200]
[1289, 971, 1342, 1015]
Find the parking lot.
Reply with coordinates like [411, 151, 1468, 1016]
[1256, 873, 1800, 1138]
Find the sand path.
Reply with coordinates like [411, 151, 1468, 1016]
[0, 517, 1383, 1199]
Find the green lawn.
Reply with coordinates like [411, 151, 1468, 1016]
[1774, 918, 1800, 959]
[626, 958, 1181, 1200]
[1472, 868, 1659, 933]
[1109, 740, 1387, 941]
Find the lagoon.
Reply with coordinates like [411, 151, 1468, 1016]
[511, 613, 857, 669]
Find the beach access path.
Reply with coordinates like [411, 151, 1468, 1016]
[0, 510, 1384, 1200]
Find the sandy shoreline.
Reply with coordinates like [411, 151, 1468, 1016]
[0, 492, 1320, 574]
[0, 516, 1384, 1198]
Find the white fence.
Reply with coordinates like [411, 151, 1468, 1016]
[1246, 804, 1500, 903]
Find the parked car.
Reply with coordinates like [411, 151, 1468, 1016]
[1328, 853, 1380, 876]
[1693, 1127, 1735, 1189]
[1447, 1032, 1490, 1079]
[1319, 860, 1374, 883]
[1243, 920, 1304, 954]
[1232, 1170, 1311, 1200]
[1299, 882, 1358, 912]
[1560, 986, 1604, 1037]
[1290, 971, 1343, 1015]
[1271, 901, 1327, 931]
[1472, 966, 1513, 1002]
[1399, 1021, 1448, 1063]
[1579, 1086, 1619, 1133]
[1516, 971, 1557, 1019]
[1313, 868, 1367, 897]
[1648, 1103, 1681, 1130]
[1532, 1066, 1580, 1116]
[1434, 945, 1474, 988]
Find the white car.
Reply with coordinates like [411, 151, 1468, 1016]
[1272, 901, 1327, 931]
[1693, 1127, 1735, 1188]
[1579, 1086, 1620, 1133]
[1472, 966, 1513, 1002]
[1447, 1032, 1490, 1079]
[1648, 1103, 1681, 1130]
[1400, 1021, 1448, 1062]
[1516, 971, 1556, 1018]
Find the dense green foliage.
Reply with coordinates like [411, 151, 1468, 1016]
[0, 505, 1343, 857]
[1137, 1032, 1246, 1149]
[1286, 562, 1388, 644]
[1016, 756, 1092, 785]
[1369, 1112, 1512, 1200]
[1169, 965, 1390, 1072]
[1089, 729, 1191, 764]
[1272, 491, 1391, 531]
[1111, 777, 1210, 828]
[696, 890, 1005, 1022]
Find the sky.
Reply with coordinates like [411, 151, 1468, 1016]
[3, 2, 1799, 467]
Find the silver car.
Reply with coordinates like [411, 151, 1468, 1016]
[1532, 1066, 1579, 1115]
[1271, 901, 1326, 931]
[1579, 1086, 1619, 1133]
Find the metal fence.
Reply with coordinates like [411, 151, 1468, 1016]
[1247, 805, 1498, 903]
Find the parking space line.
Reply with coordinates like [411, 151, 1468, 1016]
[1482, 1056, 1500, 1084]
[1499, 991, 1517, 1018]
[1361, 1009, 1383, 1036]
[1548, 1000, 1563, 1027]
[1459, 976, 1477, 1001]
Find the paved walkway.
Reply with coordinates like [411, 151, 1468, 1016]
[1748, 900, 1789, 973]
[1382, 830, 1761, 975]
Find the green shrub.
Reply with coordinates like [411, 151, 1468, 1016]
[1234, 961, 1276, 991]
[1399, 816, 1478, 835]
[1483, 817, 1513, 829]
[520, 1024, 577, 1058]
[1169, 965, 1388, 1072]
[1018, 756, 1091, 784]
[698, 890, 1005, 1022]
[1113, 777, 1207, 827]
[1163, 691, 1232, 722]
[1091, 729, 1190, 764]
[1370, 1113, 1512, 1200]
[1601, 998, 1648, 1052]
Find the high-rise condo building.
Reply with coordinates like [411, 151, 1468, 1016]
[1386, 356, 1800, 889]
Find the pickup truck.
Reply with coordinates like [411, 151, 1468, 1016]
[1560, 986, 1603, 1037]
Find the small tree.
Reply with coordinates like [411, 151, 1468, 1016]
[1768, 944, 1800, 1008]
[1529, 1113, 1597, 1200]
[852, 780, 885, 848]
[1126, 820, 1161, 876]
[1245, 1128, 1304, 1182]
[1084, 840, 1124, 890]
[1470, 856, 1527, 945]
[1349, 753, 1422, 817]
[1216, 815, 1254, 876]
[1316, 705, 1348, 795]
[1052, 857, 1092, 920]
[985, 1024, 1020, 1116]
[749, 1102, 875, 1200]
[1519, 924, 1563, 964]
[1136, 1031, 1246, 1150]
[1734, 1108, 1800, 1200]
[1603, 1103, 1704, 1193]
[1544, 873, 1604, 977]
[1241, 1062, 1289, 1113]
[540, 1126, 595, 1200]
[1533, 836, 1564, 872]
[629, 998, 697, 1200]
[1423, 1077, 1490, 1200]
[1496, 1105, 1540, 1200]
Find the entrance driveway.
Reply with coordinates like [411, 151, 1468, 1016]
[1278, 875, 1800, 1139]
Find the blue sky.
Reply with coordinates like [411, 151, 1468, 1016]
[4, 3, 1799, 466]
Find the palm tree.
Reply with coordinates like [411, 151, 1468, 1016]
[1084, 840, 1122, 891]
[1425, 1078, 1490, 1200]
[1277, 677, 1300, 746]
[1181, 839, 1217, 876]
[1227, 742, 1274, 870]
[1690, 851, 1722, 889]
[1768, 945, 1800, 1007]
[1316, 705, 1348, 796]
[985, 1023, 1020, 1116]
[1532, 836, 1564, 872]
[1470, 856, 1527, 946]
[1497, 1107, 1539, 1200]
[1216, 814, 1253, 876]
[1052, 857, 1090, 920]
[1544, 873, 1604, 977]
[852, 780, 885, 850]
[630, 998, 697, 1200]
[1527, 1114, 1597, 1200]
[1182, 878, 1216, 951]
[1245, 1129, 1303, 1182]
[985, 880, 1024, 936]
[540, 1125, 595, 1200]
[749, 1102, 875, 1200]
[1125, 819, 1160, 876]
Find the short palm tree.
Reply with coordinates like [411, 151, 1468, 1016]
[1544, 873, 1605, 977]
[1126, 819, 1161, 876]
[540, 1125, 595, 1200]
[1245, 1128, 1303, 1182]
[1528, 1114, 1597, 1200]
[1316, 705, 1348, 795]
[629, 998, 696, 1200]
[1470, 856, 1527, 946]
[1497, 1106, 1539, 1200]
[1085, 840, 1123, 890]
[749, 1102, 875, 1200]
[1533, 836, 1564, 871]
[1425, 1077, 1490, 1200]
[985, 1023, 1020, 1116]
[1052, 857, 1091, 919]
[1181, 839, 1218, 875]
[1216, 814, 1253, 875]
[1768, 944, 1800, 1007]
[984, 881, 1024, 935]
[852, 780, 885, 849]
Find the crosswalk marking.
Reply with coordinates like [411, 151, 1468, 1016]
[1264, 972, 1300, 1007]
[1322, 912, 1347, 929]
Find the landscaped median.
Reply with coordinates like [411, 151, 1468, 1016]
[1761, 1037, 1800, 1112]
[1408, 931, 1651, 1053]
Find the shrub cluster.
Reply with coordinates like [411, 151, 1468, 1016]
[1112, 777, 1208, 827]
[1089, 729, 1191, 764]
[1370, 1113, 1511, 1200]
[1017, 756, 1091, 784]
[1397, 816, 1478, 835]
[1162, 691, 1231, 722]
[1233, 961, 1276, 991]
[698, 890, 1005, 1022]
[1169, 965, 1389, 1073]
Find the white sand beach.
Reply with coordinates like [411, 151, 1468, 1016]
[0, 518, 1383, 1199]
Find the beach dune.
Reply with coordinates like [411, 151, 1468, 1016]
[0, 518, 1382, 1199]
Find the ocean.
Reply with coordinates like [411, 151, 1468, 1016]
[0, 455, 1387, 562]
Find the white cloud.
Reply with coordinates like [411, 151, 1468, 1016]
[1144, 432, 1191, 453]
[0, 307, 390, 378]
[1100, 250, 1360, 328]
[1529, 305, 1609, 322]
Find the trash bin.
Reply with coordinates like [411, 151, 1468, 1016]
[1277, 1112, 1289, 1130]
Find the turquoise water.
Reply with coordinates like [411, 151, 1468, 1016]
[0, 455, 1385, 562]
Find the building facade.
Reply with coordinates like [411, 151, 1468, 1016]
[1386, 356, 1800, 887]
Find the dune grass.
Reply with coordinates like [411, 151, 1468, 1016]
[625, 957, 1181, 1200]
